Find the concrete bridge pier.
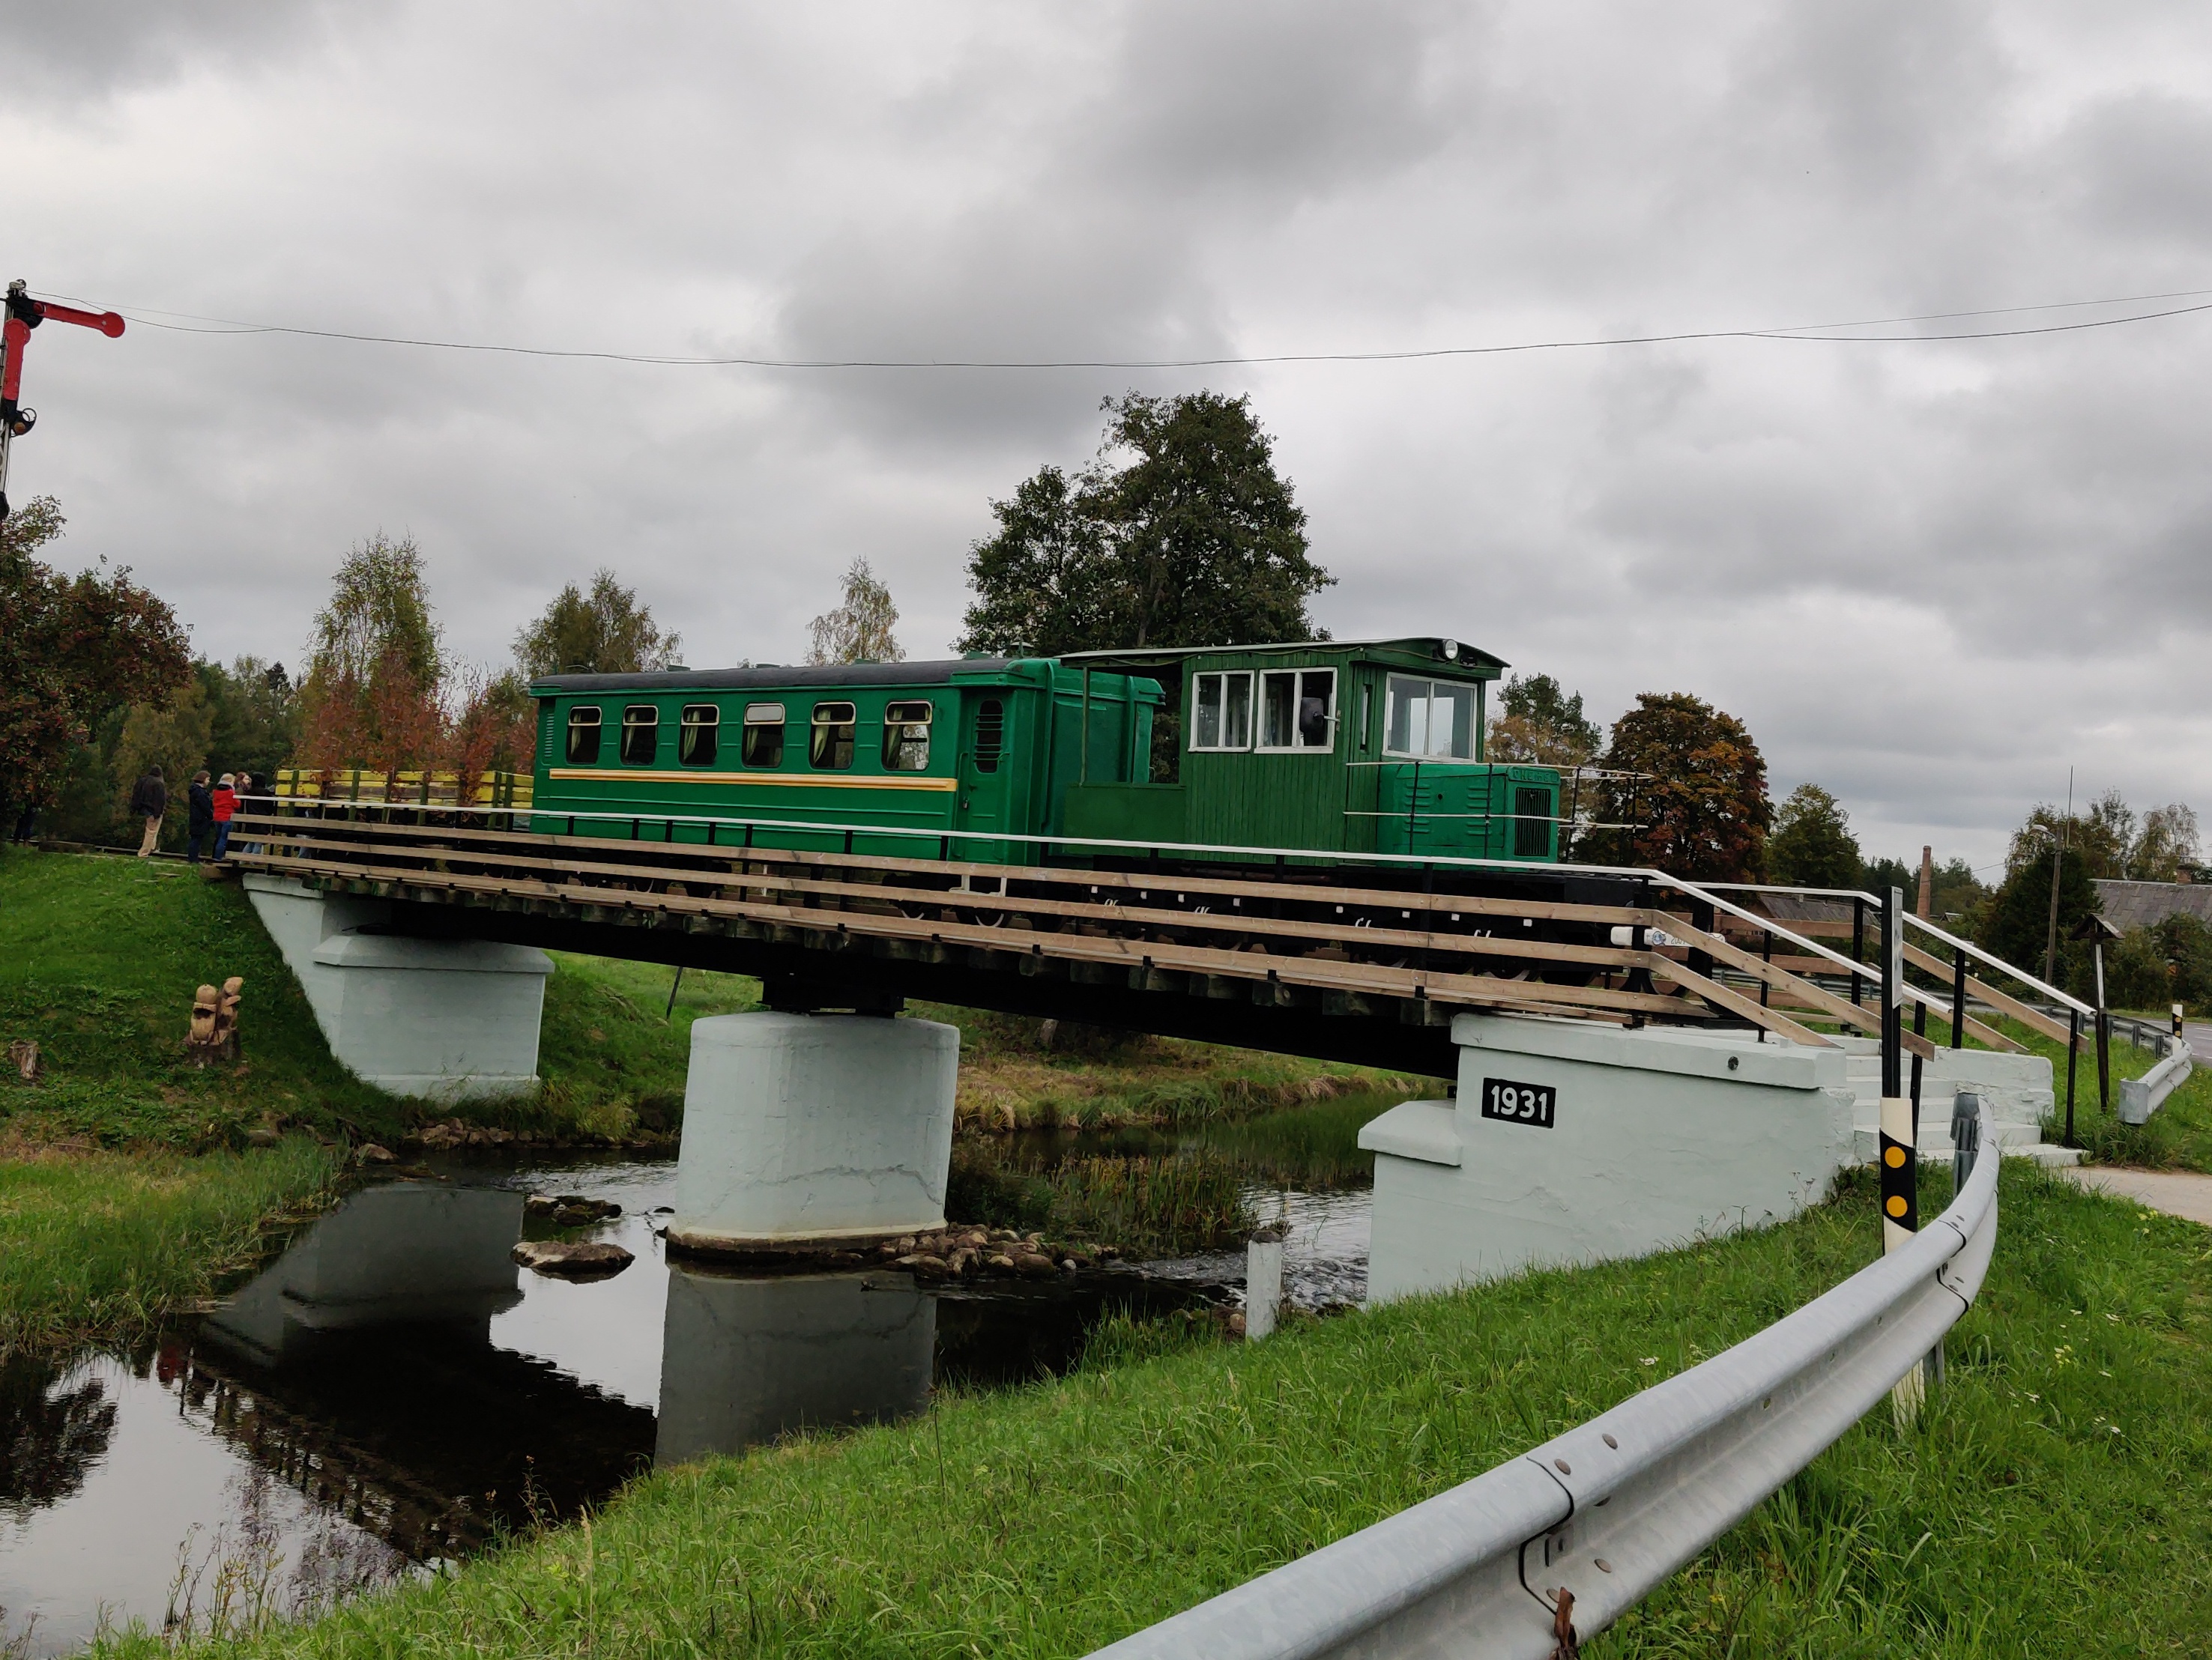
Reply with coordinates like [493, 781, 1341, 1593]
[668, 1011, 960, 1255]
[244, 873, 552, 1099]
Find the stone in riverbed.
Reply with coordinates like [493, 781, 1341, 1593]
[1012, 1251, 1057, 1279]
[513, 1240, 634, 1279]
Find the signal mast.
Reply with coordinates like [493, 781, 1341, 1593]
[1, 279, 126, 521]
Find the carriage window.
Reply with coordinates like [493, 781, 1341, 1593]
[810, 701, 856, 769]
[741, 702, 785, 768]
[973, 700, 1004, 773]
[566, 706, 602, 764]
[1514, 786, 1552, 858]
[882, 700, 933, 772]
[678, 704, 719, 766]
[1191, 671, 1253, 751]
[1385, 676, 1477, 760]
[1258, 669, 1335, 752]
[620, 704, 659, 764]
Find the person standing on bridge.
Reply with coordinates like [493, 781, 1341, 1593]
[129, 765, 167, 858]
[185, 771, 215, 864]
[210, 774, 238, 861]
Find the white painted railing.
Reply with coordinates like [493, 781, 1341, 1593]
[1087, 1102, 1998, 1660]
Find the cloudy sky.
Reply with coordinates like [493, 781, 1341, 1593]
[9, 1, 2210, 870]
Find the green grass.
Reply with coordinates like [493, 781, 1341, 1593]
[103, 1161, 2212, 1657]
[0, 1138, 345, 1352]
[0, 845, 400, 1149]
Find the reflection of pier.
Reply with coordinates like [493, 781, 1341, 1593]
[190, 1184, 654, 1554]
[656, 1268, 934, 1464]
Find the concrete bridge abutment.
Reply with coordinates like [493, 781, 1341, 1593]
[243, 873, 552, 1100]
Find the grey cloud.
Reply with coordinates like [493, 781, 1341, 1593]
[1, 0, 354, 97]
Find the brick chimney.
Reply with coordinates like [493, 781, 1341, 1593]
[1916, 845, 1934, 919]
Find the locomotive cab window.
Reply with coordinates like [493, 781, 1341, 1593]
[678, 704, 719, 766]
[741, 703, 786, 768]
[1385, 676, 1477, 760]
[810, 702, 856, 769]
[566, 706, 602, 765]
[1191, 671, 1253, 751]
[882, 700, 933, 771]
[620, 704, 659, 765]
[1258, 668, 1335, 752]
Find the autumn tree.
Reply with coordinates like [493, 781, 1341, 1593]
[514, 569, 680, 677]
[1487, 673, 1602, 766]
[1591, 693, 1771, 880]
[1765, 784, 1863, 889]
[298, 533, 447, 772]
[0, 495, 193, 831]
[958, 391, 1330, 655]
[807, 557, 904, 665]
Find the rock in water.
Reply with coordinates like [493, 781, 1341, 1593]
[513, 1239, 634, 1279]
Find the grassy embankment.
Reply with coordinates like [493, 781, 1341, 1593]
[101, 1160, 2212, 1658]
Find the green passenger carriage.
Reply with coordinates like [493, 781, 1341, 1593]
[526, 637, 1565, 868]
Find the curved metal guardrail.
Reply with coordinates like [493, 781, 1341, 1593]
[2120, 1040, 2194, 1125]
[1088, 1101, 1999, 1660]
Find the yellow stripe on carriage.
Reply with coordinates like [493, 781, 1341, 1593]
[545, 769, 958, 792]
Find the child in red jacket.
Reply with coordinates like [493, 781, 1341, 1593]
[211, 774, 238, 861]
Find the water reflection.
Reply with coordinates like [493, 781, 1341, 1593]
[0, 1357, 118, 1516]
[657, 1270, 934, 1464]
[0, 1136, 1345, 1656]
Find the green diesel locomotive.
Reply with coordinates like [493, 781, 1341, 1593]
[527, 637, 1563, 867]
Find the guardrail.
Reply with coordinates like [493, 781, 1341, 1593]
[2120, 1042, 2194, 1126]
[1088, 1100, 1999, 1660]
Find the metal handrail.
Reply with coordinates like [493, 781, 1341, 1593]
[1699, 879, 2095, 1020]
[1087, 1102, 2000, 1660]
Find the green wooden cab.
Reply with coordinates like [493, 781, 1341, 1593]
[527, 658, 1161, 861]
[1058, 639, 1562, 863]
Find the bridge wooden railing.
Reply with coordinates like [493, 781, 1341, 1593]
[226, 805, 1925, 1052]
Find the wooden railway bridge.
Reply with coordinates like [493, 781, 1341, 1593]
[227, 807, 1943, 1077]
[226, 802, 2096, 1276]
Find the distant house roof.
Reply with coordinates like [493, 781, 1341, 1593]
[1756, 892, 1857, 926]
[2094, 879, 2212, 933]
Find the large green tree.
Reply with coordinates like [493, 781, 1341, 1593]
[1591, 693, 1771, 880]
[514, 568, 680, 678]
[0, 496, 192, 829]
[1765, 784, 1863, 889]
[1487, 673, 1602, 766]
[1979, 845, 2098, 988]
[958, 392, 1331, 655]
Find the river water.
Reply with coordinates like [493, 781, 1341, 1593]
[0, 1107, 1382, 1654]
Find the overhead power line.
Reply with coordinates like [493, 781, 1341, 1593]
[37, 284, 2212, 372]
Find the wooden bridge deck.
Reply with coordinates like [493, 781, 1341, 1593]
[229, 812, 1895, 1076]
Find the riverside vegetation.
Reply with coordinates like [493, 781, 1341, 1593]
[87, 1160, 2212, 1659]
[0, 845, 1416, 1348]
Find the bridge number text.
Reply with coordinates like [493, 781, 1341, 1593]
[1479, 1077, 1556, 1129]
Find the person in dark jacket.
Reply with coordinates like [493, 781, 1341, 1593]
[129, 766, 167, 858]
[211, 774, 238, 861]
[186, 771, 215, 864]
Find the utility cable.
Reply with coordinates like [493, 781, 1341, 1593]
[34, 284, 2212, 372]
